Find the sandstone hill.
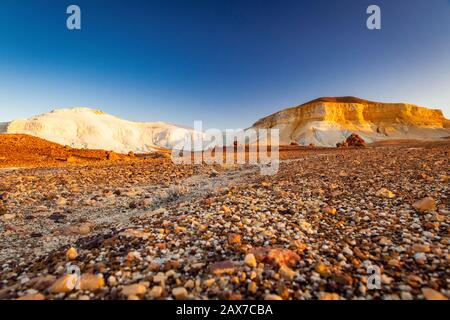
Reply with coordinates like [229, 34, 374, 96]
[1, 108, 201, 153]
[252, 97, 450, 147]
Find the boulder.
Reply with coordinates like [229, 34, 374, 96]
[337, 134, 366, 147]
[106, 151, 121, 161]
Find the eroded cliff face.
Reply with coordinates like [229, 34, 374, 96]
[252, 97, 450, 146]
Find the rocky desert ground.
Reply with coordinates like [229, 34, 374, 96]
[0, 134, 448, 300]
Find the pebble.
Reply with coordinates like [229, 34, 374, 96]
[318, 292, 341, 300]
[107, 276, 118, 286]
[172, 287, 188, 300]
[248, 281, 258, 294]
[412, 197, 436, 213]
[264, 294, 283, 300]
[121, 284, 147, 297]
[17, 293, 46, 300]
[210, 260, 235, 275]
[421, 288, 448, 300]
[149, 286, 163, 298]
[279, 265, 297, 280]
[80, 274, 105, 291]
[49, 274, 78, 293]
[66, 247, 78, 261]
[244, 254, 257, 268]
[266, 248, 300, 267]
[414, 252, 427, 265]
[376, 188, 395, 199]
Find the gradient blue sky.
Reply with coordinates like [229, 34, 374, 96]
[1, 0, 449, 129]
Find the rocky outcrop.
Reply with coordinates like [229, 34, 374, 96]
[336, 133, 366, 148]
[252, 97, 450, 147]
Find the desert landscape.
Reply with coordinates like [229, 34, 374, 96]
[0, 97, 449, 300]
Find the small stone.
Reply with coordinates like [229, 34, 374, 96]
[1, 213, 16, 221]
[315, 263, 330, 277]
[108, 276, 118, 286]
[264, 294, 283, 300]
[120, 229, 151, 239]
[149, 286, 163, 299]
[324, 206, 337, 214]
[381, 274, 393, 285]
[55, 223, 91, 236]
[376, 188, 395, 199]
[342, 247, 353, 256]
[248, 281, 258, 294]
[249, 247, 270, 262]
[80, 274, 105, 291]
[378, 237, 391, 245]
[209, 169, 218, 177]
[227, 233, 241, 246]
[411, 244, 431, 253]
[267, 248, 300, 267]
[244, 253, 257, 268]
[17, 293, 45, 300]
[125, 251, 142, 262]
[386, 256, 401, 267]
[406, 275, 422, 288]
[203, 279, 216, 287]
[413, 197, 436, 213]
[153, 272, 166, 284]
[414, 252, 427, 265]
[332, 273, 353, 286]
[318, 292, 341, 300]
[401, 292, 413, 300]
[49, 274, 78, 293]
[290, 240, 307, 252]
[129, 201, 138, 209]
[66, 247, 78, 261]
[184, 280, 195, 289]
[172, 287, 188, 300]
[279, 265, 297, 280]
[421, 288, 448, 300]
[210, 260, 235, 275]
[28, 275, 56, 291]
[56, 197, 67, 206]
[222, 205, 232, 214]
[121, 284, 147, 297]
[78, 223, 91, 235]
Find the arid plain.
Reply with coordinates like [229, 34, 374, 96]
[0, 133, 448, 300]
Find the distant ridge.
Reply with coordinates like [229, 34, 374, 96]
[0, 107, 204, 153]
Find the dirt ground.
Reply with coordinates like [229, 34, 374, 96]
[0, 135, 448, 300]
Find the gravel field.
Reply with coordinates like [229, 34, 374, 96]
[0, 142, 448, 300]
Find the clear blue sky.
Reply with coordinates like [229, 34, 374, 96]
[1, 0, 449, 129]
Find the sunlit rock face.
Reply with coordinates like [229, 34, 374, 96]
[2, 108, 204, 153]
[251, 97, 450, 146]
